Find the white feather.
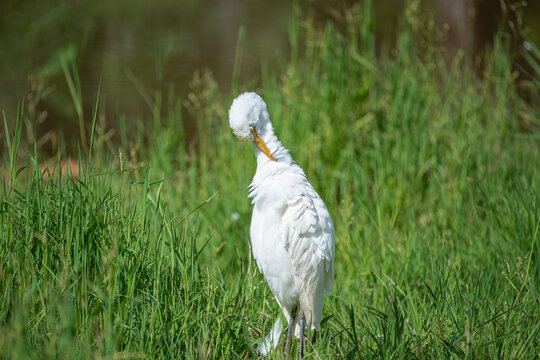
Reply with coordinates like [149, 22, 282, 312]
[229, 92, 335, 354]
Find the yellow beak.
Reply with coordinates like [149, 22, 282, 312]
[250, 127, 276, 161]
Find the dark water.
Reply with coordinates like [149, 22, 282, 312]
[1, 0, 539, 153]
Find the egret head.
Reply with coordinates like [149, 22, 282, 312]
[229, 92, 275, 161]
[229, 92, 271, 138]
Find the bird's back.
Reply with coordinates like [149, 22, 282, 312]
[249, 161, 335, 330]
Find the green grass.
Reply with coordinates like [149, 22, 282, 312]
[1, 3, 540, 359]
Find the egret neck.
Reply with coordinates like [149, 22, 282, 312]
[252, 124, 292, 165]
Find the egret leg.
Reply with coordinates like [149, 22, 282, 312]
[298, 310, 306, 359]
[285, 303, 298, 353]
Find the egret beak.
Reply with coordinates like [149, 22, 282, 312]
[250, 127, 275, 161]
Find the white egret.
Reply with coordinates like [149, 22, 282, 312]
[229, 92, 335, 358]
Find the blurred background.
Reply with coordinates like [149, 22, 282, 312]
[0, 0, 539, 155]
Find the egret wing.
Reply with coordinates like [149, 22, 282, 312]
[280, 185, 335, 328]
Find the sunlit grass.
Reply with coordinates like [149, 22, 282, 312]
[1, 3, 539, 359]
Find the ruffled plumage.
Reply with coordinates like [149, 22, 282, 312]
[229, 92, 335, 356]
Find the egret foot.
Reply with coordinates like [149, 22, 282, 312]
[299, 310, 306, 359]
[285, 303, 298, 353]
